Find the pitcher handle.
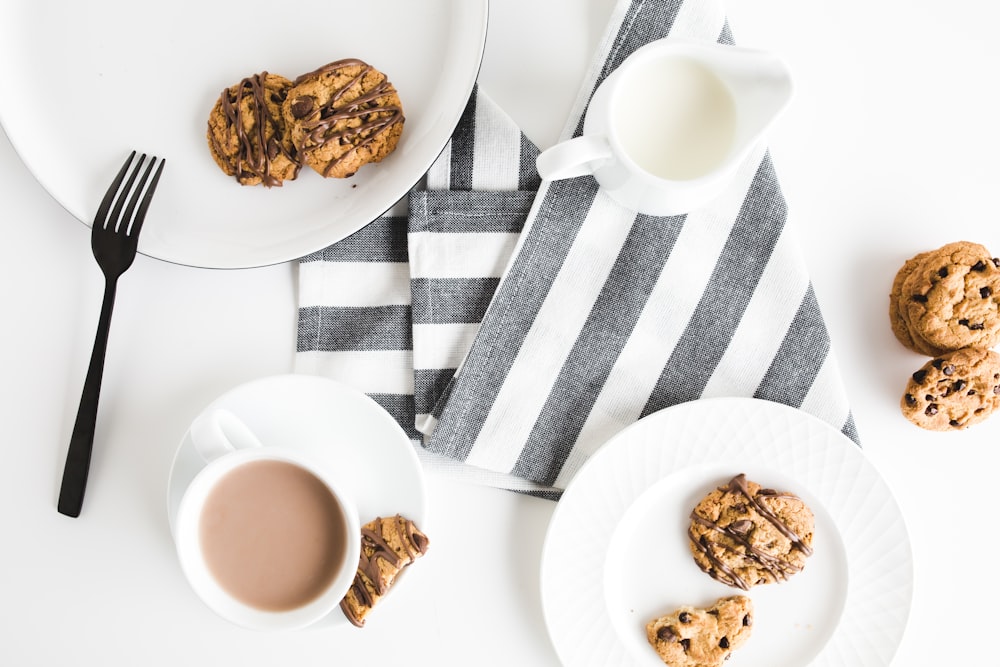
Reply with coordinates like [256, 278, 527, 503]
[536, 135, 613, 180]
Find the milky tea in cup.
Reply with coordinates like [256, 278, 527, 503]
[536, 39, 792, 215]
[199, 458, 348, 611]
[175, 410, 360, 630]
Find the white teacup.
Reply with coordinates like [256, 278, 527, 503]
[174, 409, 360, 631]
[536, 38, 793, 215]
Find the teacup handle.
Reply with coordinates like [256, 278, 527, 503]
[536, 135, 613, 180]
[189, 408, 263, 463]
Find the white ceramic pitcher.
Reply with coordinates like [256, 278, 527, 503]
[536, 38, 793, 215]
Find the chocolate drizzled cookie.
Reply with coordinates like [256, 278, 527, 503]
[688, 474, 814, 590]
[206, 72, 301, 187]
[340, 514, 428, 627]
[646, 596, 753, 667]
[283, 59, 404, 179]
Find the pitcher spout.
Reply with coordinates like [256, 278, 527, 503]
[664, 39, 793, 166]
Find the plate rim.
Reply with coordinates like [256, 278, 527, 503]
[539, 396, 914, 667]
[0, 0, 490, 269]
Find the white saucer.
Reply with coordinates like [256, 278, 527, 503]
[167, 374, 427, 627]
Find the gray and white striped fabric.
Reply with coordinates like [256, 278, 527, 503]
[297, 0, 858, 497]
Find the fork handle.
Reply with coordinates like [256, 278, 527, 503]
[58, 276, 119, 517]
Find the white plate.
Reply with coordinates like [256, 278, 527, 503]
[540, 397, 912, 667]
[0, 0, 487, 268]
[167, 374, 427, 627]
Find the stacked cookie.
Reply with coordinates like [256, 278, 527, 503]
[889, 241, 1000, 430]
[206, 59, 404, 187]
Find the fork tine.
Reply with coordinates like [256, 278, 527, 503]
[124, 157, 165, 238]
[106, 153, 146, 233]
[93, 150, 137, 230]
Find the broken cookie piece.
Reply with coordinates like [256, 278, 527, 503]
[340, 514, 429, 627]
[646, 596, 753, 667]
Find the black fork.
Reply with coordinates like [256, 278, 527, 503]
[58, 151, 166, 517]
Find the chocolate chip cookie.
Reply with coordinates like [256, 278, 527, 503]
[206, 71, 301, 187]
[688, 474, 814, 590]
[340, 514, 429, 627]
[889, 248, 940, 355]
[890, 241, 1000, 354]
[283, 59, 404, 179]
[901, 346, 1000, 430]
[646, 596, 753, 667]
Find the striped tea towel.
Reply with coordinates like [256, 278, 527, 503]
[296, 0, 858, 497]
[297, 91, 549, 491]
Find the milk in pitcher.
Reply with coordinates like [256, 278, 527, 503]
[613, 56, 737, 181]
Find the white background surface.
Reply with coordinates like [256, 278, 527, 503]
[1, 0, 995, 664]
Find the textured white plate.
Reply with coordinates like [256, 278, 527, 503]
[167, 374, 427, 627]
[541, 397, 912, 667]
[0, 0, 487, 268]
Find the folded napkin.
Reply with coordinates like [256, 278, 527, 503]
[297, 0, 859, 497]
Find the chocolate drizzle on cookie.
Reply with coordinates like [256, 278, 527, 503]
[340, 514, 429, 627]
[288, 59, 404, 177]
[688, 474, 813, 591]
[210, 72, 300, 187]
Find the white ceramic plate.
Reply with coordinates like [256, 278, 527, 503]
[541, 397, 912, 667]
[0, 0, 487, 268]
[167, 374, 427, 627]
